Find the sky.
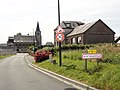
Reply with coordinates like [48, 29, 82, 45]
[0, 0, 120, 44]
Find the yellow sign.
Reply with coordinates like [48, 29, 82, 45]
[88, 50, 97, 54]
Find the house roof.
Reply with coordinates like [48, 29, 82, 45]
[67, 21, 96, 37]
[67, 19, 115, 37]
[54, 21, 84, 36]
[54, 21, 84, 30]
[115, 36, 120, 43]
[45, 42, 54, 46]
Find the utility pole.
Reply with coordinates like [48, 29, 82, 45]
[58, 0, 62, 66]
[33, 29, 35, 53]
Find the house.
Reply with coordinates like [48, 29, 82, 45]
[54, 21, 84, 45]
[115, 36, 120, 43]
[54, 19, 115, 45]
[45, 42, 54, 47]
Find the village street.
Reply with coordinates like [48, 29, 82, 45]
[0, 53, 76, 90]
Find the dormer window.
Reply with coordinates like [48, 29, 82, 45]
[66, 23, 71, 28]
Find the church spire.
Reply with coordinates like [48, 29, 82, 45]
[36, 21, 40, 31]
[35, 21, 42, 47]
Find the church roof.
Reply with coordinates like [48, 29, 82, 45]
[36, 22, 40, 31]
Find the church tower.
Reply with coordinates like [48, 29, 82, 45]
[35, 22, 42, 47]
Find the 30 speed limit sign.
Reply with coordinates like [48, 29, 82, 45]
[56, 32, 65, 42]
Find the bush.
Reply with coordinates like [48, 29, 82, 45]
[61, 44, 91, 51]
[62, 50, 83, 60]
[33, 50, 50, 63]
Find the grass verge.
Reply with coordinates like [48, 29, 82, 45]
[32, 44, 120, 89]
[0, 54, 15, 59]
[33, 57, 120, 90]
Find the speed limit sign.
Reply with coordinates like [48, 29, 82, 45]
[56, 32, 65, 42]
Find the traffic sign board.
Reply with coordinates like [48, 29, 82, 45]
[82, 54, 102, 59]
[55, 25, 65, 33]
[56, 32, 65, 42]
[88, 50, 97, 54]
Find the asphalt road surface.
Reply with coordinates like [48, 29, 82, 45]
[0, 53, 78, 90]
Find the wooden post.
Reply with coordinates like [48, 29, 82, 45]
[84, 59, 88, 71]
[97, 59, 99, 66]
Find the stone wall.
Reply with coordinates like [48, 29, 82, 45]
[0, 46, 16, 55]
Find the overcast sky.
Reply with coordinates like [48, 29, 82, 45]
[0, 0, 120, 44]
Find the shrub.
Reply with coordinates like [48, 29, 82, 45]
[62, 50, 83, 60]
[33, 50, 50, 63]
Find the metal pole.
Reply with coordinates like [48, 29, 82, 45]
[58, 0, 60, 25]
[33, 29, 35, 54]
[58, 0, 62, 66]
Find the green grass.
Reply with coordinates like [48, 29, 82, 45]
[33, 44, 120, 90]
[0, 54, 15, 59]
[33, 57, 120, 89]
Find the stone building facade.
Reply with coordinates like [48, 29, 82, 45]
[35, 22, 42, 47]
[7, 22, 42, 52]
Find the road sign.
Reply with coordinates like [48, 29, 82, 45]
[56, 32, 65, 42]
[82, 54, 102, 59]
[55, 25, 65, 33]
[88, 50, 97, 54]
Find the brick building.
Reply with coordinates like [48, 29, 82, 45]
[54, 19, 115, 45]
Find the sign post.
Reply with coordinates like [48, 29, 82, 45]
[82, 49, 102, 71]
[56, 27, 65, 66]
[84, 59, 88, 71]
[56, 32, 65, 42]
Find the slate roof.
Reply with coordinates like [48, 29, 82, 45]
[45, 42, 54, 46]
[54, 21, 84, 36]
[14, 35, 36, 43]
[115, 36, 120, 43]
[67, 21, 96, 37]
[67, 19, 115, 37]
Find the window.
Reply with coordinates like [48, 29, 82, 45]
[66, 23, 71, 28]
[78, 36, 81, 43]
[72, 38, 76, 44]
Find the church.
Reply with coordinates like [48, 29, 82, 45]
[7, 22, 42, 52]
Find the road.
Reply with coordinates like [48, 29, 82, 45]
[0, 53, 77, 90]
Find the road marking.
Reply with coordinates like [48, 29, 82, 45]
[25, 56, 98, 90]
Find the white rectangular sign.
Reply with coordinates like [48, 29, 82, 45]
[82, 54, 102, 59]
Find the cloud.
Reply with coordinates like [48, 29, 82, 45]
[0, 0, 120, 43]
